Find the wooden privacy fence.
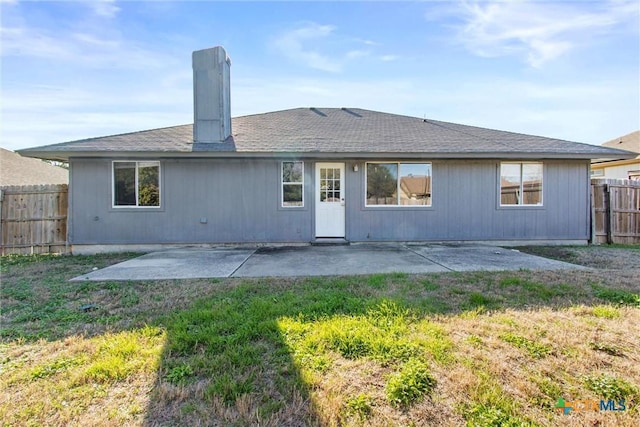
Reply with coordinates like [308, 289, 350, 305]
[0, 184, 68, 255]
[0, 181, 637, 253]
[591, 179, 640, 244]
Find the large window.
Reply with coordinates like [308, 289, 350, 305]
[282, 161, 304, 207]
[500, 162, 543, 206]
[113, 161, 160, 207]
[366, 162, 432, 206]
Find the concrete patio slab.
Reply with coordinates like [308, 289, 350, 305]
[70, 243, 584, 282]
[232, 244, 449, 277]
[70, 248, 255, 281]
[408, 244, 582, 271]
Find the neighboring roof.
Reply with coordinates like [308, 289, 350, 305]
[601, 130, 640, 154]
[400, 176, 431, 197]
[592, 130, 640, 165]
[0, 148, 68, 186]
[18, 108, 635, 161]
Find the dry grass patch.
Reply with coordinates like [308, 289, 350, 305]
[518, 244, 640, 271]
[2, 246, 640, 426]
[0, 327, 165, 426]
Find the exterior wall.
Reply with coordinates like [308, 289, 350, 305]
[346, 159, 590, 242]
[69, 158, 313, 245]
[69, 158, 590, 246]
[591, 161, 640, 180]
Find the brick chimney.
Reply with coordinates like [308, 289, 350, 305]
[192, 46, 231, 143]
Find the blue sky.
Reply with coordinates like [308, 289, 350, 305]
[1, 0, 639, 151]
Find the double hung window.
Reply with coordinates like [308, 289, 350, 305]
[282, 161, 304, 207]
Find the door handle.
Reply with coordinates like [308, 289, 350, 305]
[341, 198, 345, 206]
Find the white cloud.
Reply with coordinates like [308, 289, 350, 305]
[380, 55, 399, 62]
[345, 50, 370, 60]
[0, 0, 181, 70]
[90, 0, 121, 19]
[271, 23, 343, 72]
[0, 25, 180, 70]
[453, 0, 639, 67]
[0, 27, 73, 60]
[271, 23, 390, 72]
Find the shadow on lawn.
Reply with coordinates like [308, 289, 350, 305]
[2, 253, 639, 425]
[142, 278, 375, 426]
[140, 269, 640, 426]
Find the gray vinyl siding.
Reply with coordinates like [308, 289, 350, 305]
[68, 158, 590, 245]
[69, 158, 313, 244]
[345, 159, 589, 242]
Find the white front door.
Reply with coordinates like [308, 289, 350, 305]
[315, 162, 345, 237]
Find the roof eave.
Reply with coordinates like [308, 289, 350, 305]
[17, 149, 633, 161]
[591, 154, 640, 165]
[16, 149, 74, 162]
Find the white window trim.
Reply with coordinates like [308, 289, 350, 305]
[281, 161, 304, 208]
[499, 161, 543, 207]
[112, 160, 162, 208]
[365, 161, 433, 207]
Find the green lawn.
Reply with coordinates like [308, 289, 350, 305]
[1, 250, 639, 426]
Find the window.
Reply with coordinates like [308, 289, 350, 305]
[366, 162, 432, 206]
[113, 161, 160, 207]
[500, 162, 543, 206]
[282, 161, 304, 207]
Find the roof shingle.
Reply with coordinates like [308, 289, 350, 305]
[18, 108, 634, 161]
[0, 148, 68, 186]
[601, 130, 640, 154]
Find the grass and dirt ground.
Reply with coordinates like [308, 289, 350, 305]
[1, 245, 639, 426]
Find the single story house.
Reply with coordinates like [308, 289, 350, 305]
[590, 130, 640, 181]
[18, 46, 635, 253]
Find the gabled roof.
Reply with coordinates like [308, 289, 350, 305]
[0, 148, 68, 186]
[18, 108, 635, 161]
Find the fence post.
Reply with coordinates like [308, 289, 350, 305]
[590, 184, 596, 244]
[0, 189, 3, 254]
[605, 184, 613, 244]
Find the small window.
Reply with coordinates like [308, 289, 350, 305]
[366, 162, 432, 206]
[113, 161, 160, 207]
[282, 161, 304, 207]
[500, 162, 543, 206]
